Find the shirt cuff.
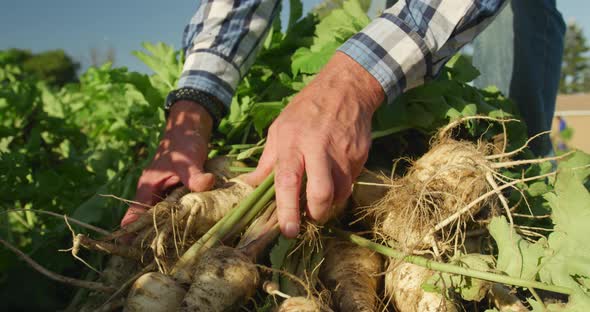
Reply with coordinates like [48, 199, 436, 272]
[177, 50, 242, 108]
[337, 14, 431, 105]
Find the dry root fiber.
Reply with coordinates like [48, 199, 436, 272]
[371, 139, 494, 251]
[179, 246, 259, 312]
[386, 262, 457, 312]
[352, 169, 392, 209]
[320, 239, 382, 312]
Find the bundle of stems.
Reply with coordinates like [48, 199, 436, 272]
[171, 173, 276, 282]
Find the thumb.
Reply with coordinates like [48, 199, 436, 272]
[186, 171, 215, 192]
[177, 160, 215, 192]
[171, 148, 216, 192]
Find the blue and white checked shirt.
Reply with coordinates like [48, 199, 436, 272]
[179, 0, 505, 108]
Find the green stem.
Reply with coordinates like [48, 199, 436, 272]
[229, 166, 256, 173]
[333, 228, 574, 296]
[225, 187, 276, 241]
[171, 173, 275, 282]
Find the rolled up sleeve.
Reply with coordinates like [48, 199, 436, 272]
[179, 0, 281, 108]
[338, 0, 506, 105]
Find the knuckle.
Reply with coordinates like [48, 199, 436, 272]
[275, 170, 301, 189]
[308, 204, 329, 223]
[307, 189, 333, 206]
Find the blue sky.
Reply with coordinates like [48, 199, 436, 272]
[1, 0, 588, 73]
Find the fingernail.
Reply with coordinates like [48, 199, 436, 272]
[284, 222, 300, 238]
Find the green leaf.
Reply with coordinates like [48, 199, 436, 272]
[291, 41, 341, 75]
[269, 235, 297, 287]
[538, 152, 590, 290]
[430, 253, 495, 302]
[250, 101, 285, 136]
[132, 42, 182, 95]
[291, 0, 370, 75]
[526, 181, 550, 197]
[489, 216, 545, 280]
[445, 54, 481, 83]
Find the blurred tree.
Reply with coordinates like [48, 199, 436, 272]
[0, 48, 79, 87]
[560, 21, 590, 93]
[90, 46, 116, 67]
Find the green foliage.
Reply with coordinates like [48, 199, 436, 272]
[0, 43, 173, 310]
[0, 48, 79, 87]
[373, 54, 527, 151]
[291, 0, 369, 75]
[489, 216, 545, 280]
[490, 151, 590, 310]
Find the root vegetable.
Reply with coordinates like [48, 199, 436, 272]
[277, 297, 323, 312]
[171, 174, 275, 282]
[180, 197, 279, 311]
[123, 272, 186, 312]
[122, 177, 270, 312]
[103, 156, 248, 243]
[79, 256, 140, 312]
[178, 179, 254, 243]
[386, 262, 457, 312]
[371, 139, 494, 251]
[179, 246, 259, 312]
[320, 239, 382, 312]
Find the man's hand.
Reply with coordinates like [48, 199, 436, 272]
[244, 52, 385, 238]
[120, 101, 216, 227]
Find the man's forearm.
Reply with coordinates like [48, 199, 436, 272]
[339, 0, 506, 105]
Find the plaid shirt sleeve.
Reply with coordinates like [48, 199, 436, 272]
[338, 0, 506, 104]
[178, 0, 281, 107]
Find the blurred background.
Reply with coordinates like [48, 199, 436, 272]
[1, 1, 587, 72]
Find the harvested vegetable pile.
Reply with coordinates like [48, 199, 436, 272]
[3, 0, 590, 311]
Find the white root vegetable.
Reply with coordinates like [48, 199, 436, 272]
[386, 262, 457, 312]
[79, 256, 140, 312]
[276, 296, 323, 312]
[123, 272, 186, 312]
[320, 239, 382, 312]
[179, 246, 259, 312]
[371, 139, 494, 251]
[178, 179, 254, 240]
[102, 156, 247, 243]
